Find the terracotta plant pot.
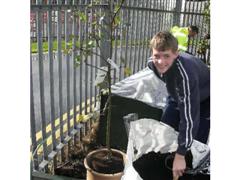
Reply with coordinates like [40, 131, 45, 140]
[84, 148, 126, 180]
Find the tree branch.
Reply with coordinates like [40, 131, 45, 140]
[111, 0, 125, 25]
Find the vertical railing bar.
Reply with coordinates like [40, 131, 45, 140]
[155, 0, 158, 40]
[162, 0, 167, 27]
[162, 0, 165, 29]
[144, 1, 151, 63]
[204, 1, 210, 64]
[169, 0, 174, 26]
[190, 1, 199, 55]
[123, 0, 130, 78]
[141, 1, 147, 69]
[144, 1, 149, 63]
[89, 0, 93, 112]
[173, 0, 176, 25]
[79, 7, 84, 117]
[162, 0, 166, 29]
[193, 2, 201, 55]
[42, 12, 45, 41]
[96, 5, 100, 105]
[188, 2, 194, 54]
[154, 0, 158, 33]
[194, 1, 200, 26]
[52, 10, 55, 41]
[72, 0, 78, 144]
[112, 28, 118, 84]
[195, 3, 201, 55]
[166, 0, 169, 28]
[77, 4, 84, 146]
[46, 11, 48, 41]
[118, 3, 124, 81]
[56, 0, 65, 162]
[113, 0, 120, 83]
[157, 1, 161, 32]
[31, 11, 34, 42]
[190, 1, 196, 55]
[155, 0, 159, 31]
[113, 29, 118, 84]
[183, 0, 188, 26]
[198, 3, 204, 56]
[137, 5, 143, 72]
[153, 0, 157, 34]
[132, 1, 139, 74]
[47, 0, 57, 170]
[171, 0, 174, 26]
[144, 2, 150, 67]
[64, 1, 71, 155]
[113, 12, 118, 84]
[140, 2, 145, 70]
[179, 0, 184, 27]
[84, 0, 89, 115]
[115, 3, 121, 81]
[172, 0, 175, 25]
[128, 0, 134, 75]
[179, 0, 183, 25]
[30, 53, 39, 170]
[149, 1, 153, 36]
[149, 1, 154, 54]
[94, 5, 99, 107]
[186, 0, 191, 26]
[174, 0, 182, 27]
[199, 2, 206, 60]
[36, 0, 48, 164]
[167, 0, 170, 11]
[127, 0, 134, 79]
[160, 0, 164, 30]
[150, 1, 154, 50]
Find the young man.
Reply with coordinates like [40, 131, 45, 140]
[148, 31, 210, 179]
[170, 25, 198, 52]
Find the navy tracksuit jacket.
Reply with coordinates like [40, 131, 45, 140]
[148, 52, 210, 156]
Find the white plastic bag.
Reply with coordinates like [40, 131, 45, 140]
[121, 118, 210, 180]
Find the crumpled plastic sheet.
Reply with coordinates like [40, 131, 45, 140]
[121, 119, 210, 180]
[112, 67, 168, 109]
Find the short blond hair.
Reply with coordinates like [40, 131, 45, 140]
[150, 31, 178, 52]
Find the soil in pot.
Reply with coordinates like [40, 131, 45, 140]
[86, 149, 125, 174]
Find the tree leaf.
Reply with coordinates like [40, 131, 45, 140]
[79, 12, 87, 22]
[124, 67, 132, 76]
[114, 15, 121, 26]
[88, 40, 94, 46]
[63, 48, 69, 54]
[114, 5, 121, 14]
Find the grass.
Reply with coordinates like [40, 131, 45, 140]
[31, 39, 149, 53]
[31, 40, 80, 53]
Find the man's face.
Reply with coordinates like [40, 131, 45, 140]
[152, 48, 178, 74]
[189, 30, 197, 38]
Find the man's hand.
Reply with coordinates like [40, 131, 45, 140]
[172, 153, 186, 179]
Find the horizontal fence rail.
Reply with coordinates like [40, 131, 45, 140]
[30, 0, 210, 173]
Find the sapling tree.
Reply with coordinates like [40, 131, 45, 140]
[65, 0, 127, 157]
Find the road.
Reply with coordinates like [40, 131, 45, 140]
[31, 47, 150, 133]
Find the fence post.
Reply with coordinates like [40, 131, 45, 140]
[173, 0, 182, 26]
[99, 0, 111, 67]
